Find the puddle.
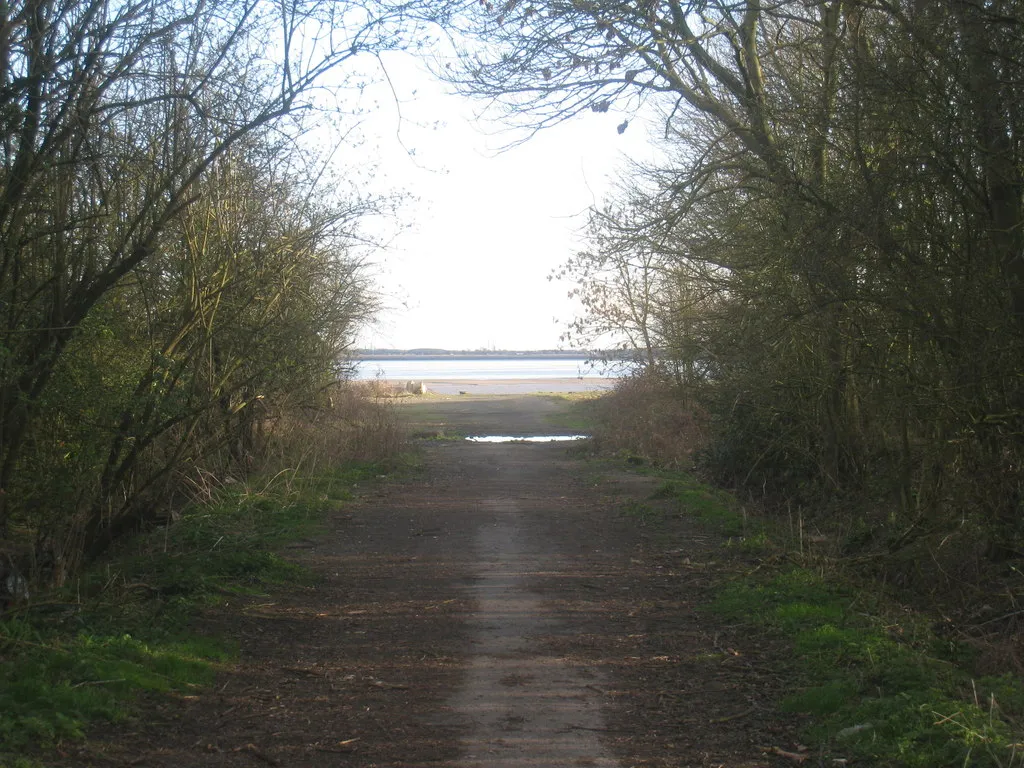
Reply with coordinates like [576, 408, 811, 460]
[465, 435, 588, 443]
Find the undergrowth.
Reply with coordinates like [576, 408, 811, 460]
[0, 462, 386, 764]
[589, 371, 707, 466]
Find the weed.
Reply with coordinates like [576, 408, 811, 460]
[729, 530, 772, 554]
[0, 617, 220, 752]
[1, 758, 45, 768]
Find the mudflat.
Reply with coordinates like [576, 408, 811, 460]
[68, 394, 794, 767]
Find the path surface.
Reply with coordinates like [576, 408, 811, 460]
[439, 447, 618, 768]
[73, 394, 794, 768]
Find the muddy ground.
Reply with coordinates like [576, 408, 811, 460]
[59, 394, 801, 767]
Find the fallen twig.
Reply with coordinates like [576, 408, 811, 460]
[424, 599, 457, 610]
[314, 737, 360, 754]
[762, 746, 809, 764]
[567, 724, 630, 733]
[281, 665, 327, 677]
[370, 679, 409, 690]
[71, 678, 126, 688]
[710, 707, 755, 724]
[233, 743, 279, 766]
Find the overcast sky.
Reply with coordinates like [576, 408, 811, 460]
[345, 52, 656, 351]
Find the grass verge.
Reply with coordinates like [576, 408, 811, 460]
[0, 462, 386, 764]
[644, 468, 1024, 767]
[587, 374, 1024, 765]
[711, 565, 1024, 767]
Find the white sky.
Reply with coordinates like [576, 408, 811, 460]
[344, 52, 657, 351]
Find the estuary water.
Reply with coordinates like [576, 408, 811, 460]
[352, 357, 619, 394]
[353, 358, 612, 381]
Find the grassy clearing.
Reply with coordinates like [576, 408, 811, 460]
[391, 400, 471, 441]
[639, 467, 1024, 766]
[0, 461, 386, 764]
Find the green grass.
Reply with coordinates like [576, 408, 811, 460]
[649, 475, 753, 539]
[710, 568, 1024, 767]
[543, 393, 602, 433]
[0, 623, 223, 749]
[0, 461, 386, 762]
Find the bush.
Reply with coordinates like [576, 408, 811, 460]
[590, 368, 708, 467]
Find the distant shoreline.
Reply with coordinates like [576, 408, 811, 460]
[393, 377, 615, 395]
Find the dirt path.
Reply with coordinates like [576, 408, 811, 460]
[70, 395, 795, 768]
